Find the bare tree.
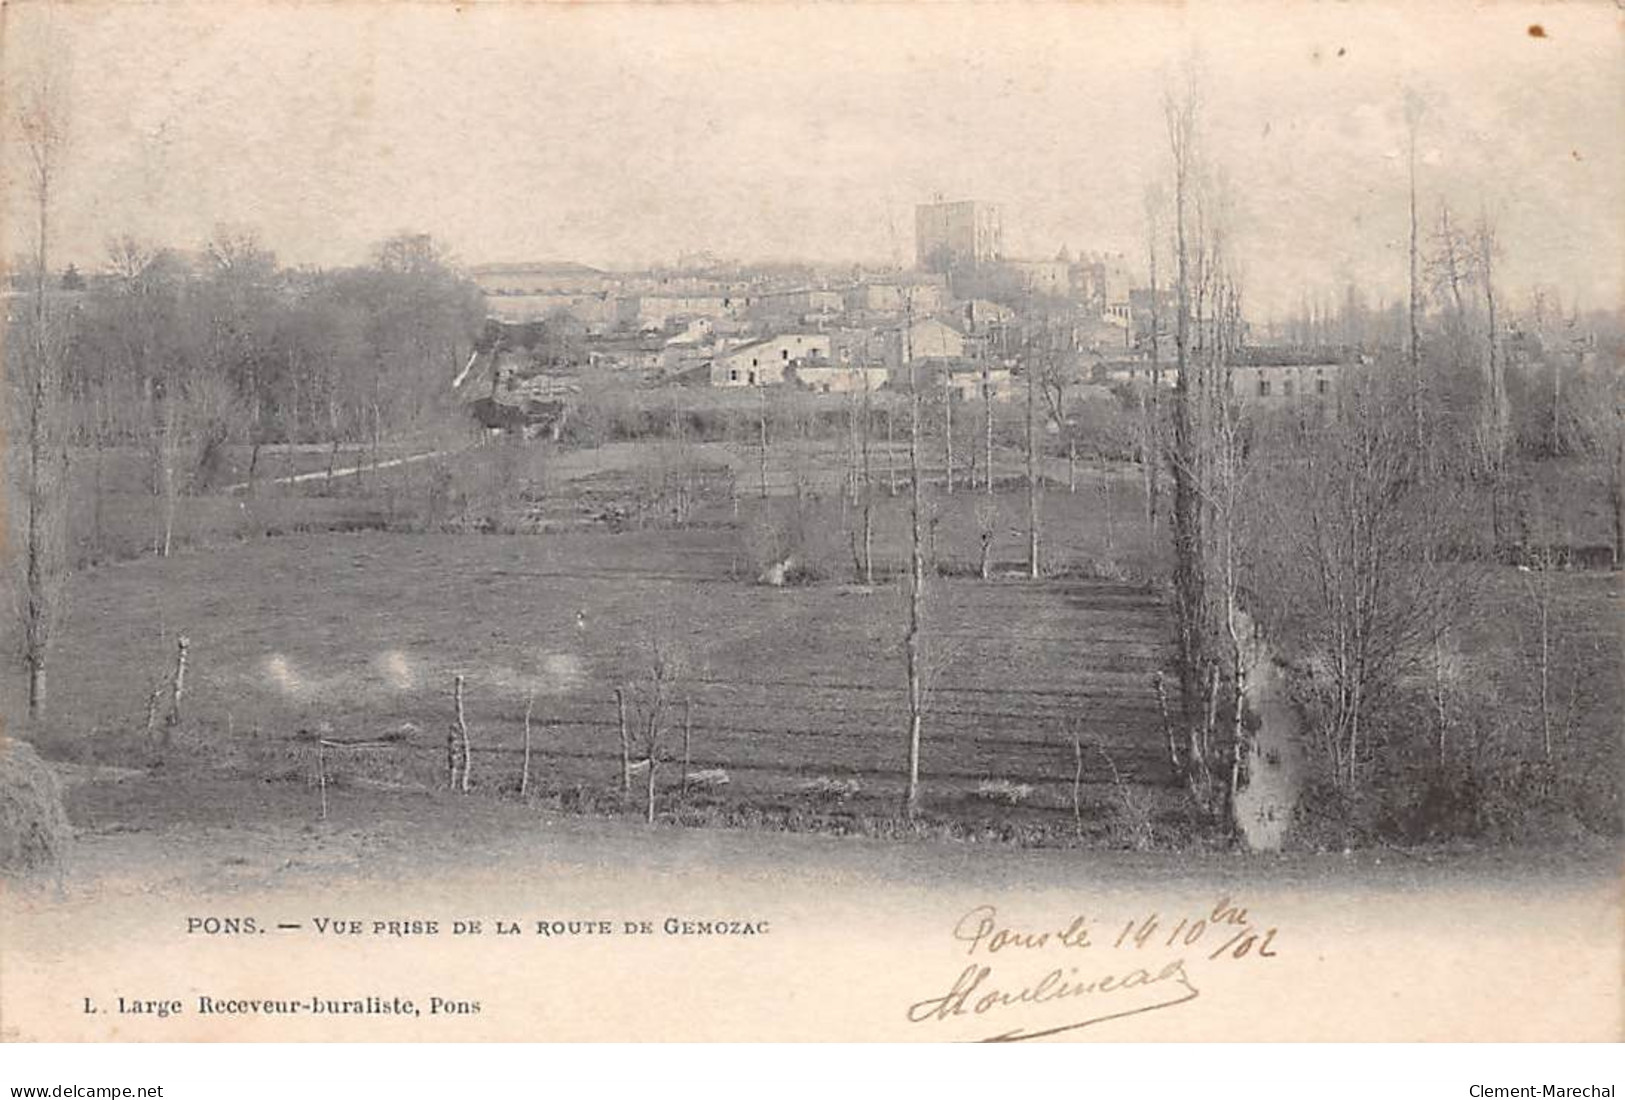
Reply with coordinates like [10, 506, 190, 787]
[1569, 368, 1624, 573]
[621, 633, 691, 824]
[1514, 545, 1561, 763]
[9, 63, 72, 721]
[1024, 321, 1042, 580]
[1164, 71, 1209, 722]
[1473, 211, 1512, 548]
[860, 368, 875, 584]
[1251, 371, 1471, 793]
[1427, 202, 1471, 326]
[902, 310, 926, 818]
[1140, 185, 1167, 542]
[1403, 89, 1428, 455]
[983, 326, 997, 494]
[974, 497, 999, 581]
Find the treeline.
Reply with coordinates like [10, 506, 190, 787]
[1144, 77, 1624, 849]
[49, 230, 484, 479]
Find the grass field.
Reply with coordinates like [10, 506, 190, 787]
[11, 429, 1619, 852]
[23, 525, 1188, 845]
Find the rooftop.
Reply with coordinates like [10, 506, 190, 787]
[470, 261, 606, 277]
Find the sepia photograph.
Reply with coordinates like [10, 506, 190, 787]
[0, 0, 1620, 1052]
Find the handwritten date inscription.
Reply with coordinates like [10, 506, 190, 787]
[907, 897, 1278, 1042]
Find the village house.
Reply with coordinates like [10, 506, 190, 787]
[890, 315, 968, 364]
[708, 333, 833, 387]
[1234, 361, 1341, 401]
[617, 293, 738, 331]
[663, 317, 715, 347]
[750, 287, 845, 325]
[484, 291, 617, 333]
[586, 336, 664, 374]
[842, 280, 946, 318]
[955, 299, 1016, 331]
[1104, 349, 1353, 403]
[942, 360, 1018, 403]
[1004, 257, 1073, 300]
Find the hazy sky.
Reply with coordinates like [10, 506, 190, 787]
[3, 1, 1621, 318]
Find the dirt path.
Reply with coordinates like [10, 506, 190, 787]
[221, 449, 453, 494]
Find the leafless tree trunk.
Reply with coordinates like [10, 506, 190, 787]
[845, 383, 860, 506]
[631, 649, 678, 825]
[645, 742, 659, 825]
[1154, 671, 1181, 773]
[757, 386, 769, 499]
[983, 343, 996, 495]
[903, 321, 926, 819]
[975, 498, 997, 581]
[861, 372, 875, 585]
[885, 406, 898, 496]
[158, 398, 180, 557]
[844, 386, 863, 579]
[1404, 90, 1427, 455]
[1518, 555, 1556, 762]
[14, 65, 70, 721]
[942, 369, 954, 493]
[1614, 430, 1625, 569]
[1025, 342, 1040, 580]
[1142, 186, 1165, 541]
[1166, 75, 1208, 722]
[1476, 212, 1511, 548]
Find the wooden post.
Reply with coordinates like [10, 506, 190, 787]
[681, 695, 693, 797]
[1101, 476, 1116, 559]
[520, 691, 535, 798]
[317, 738, 329, 821]
[163, 635, 190, 746]
[143, 679, 163, 745]
[1071, 727, 1084, 836]
[454, 673, 472, 793]
[615, 688, 631, 794]
[645, 746, 658, 825]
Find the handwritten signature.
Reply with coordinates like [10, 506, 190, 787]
[906, 898, 1279, 1042]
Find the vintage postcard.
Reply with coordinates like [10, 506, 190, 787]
[1, 1, 1619, 1044]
